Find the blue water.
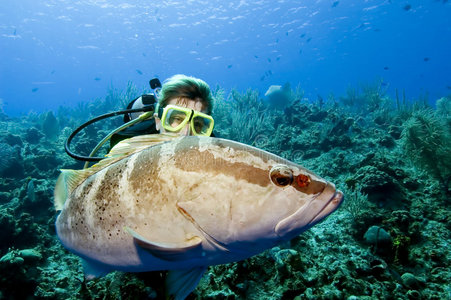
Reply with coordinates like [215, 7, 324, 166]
[1, 0, 450, 116]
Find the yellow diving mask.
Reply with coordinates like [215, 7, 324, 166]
[158, 104, 214, 136]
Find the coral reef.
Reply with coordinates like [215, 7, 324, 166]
[0, 82, 450, 299]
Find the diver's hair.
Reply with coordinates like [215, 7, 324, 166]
[158, 74, 214, 115]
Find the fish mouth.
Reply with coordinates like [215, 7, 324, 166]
[308, 190, 343, 226]
[275, 182, 343, 238]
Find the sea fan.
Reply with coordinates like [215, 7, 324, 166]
[436, 96, 451, 136]
[401, 108, 451, 196]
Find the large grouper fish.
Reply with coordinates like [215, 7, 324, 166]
[54, 134, 343, 299]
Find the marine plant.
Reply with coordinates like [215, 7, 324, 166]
[104, 80, 142, 111]
[392, 235, 411, 264]
[340, 86, 360, 107]
[360, 79, 390, 112]
[212, 88, 274, 145]
[292, 83, 305, 104]
[436, 96, 451, 135]
[395, 89, 432, 123]
[401, 107, 451, 198]
[436, 96, 451, 116]
[341, 184, 370, 222]
[340, 79, 390, 113]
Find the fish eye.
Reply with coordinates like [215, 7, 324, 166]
[270, 165, 293, 187]
[296, 174, 311, 188]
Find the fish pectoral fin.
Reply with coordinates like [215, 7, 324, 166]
[81, 259, 111, 280]
[125, 227, 203, 261]
[166, 267, 206, 300]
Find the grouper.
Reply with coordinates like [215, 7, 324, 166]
[54, 134, 343, 299]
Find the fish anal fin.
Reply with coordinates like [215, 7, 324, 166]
[166, 267, 206, 300]
[81, 259, 111, 280]
[124, 227, 203, 261]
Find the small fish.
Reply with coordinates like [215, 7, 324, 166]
[276, 56, 281, 61]
[32, 88, 39, 92]
[227, 64, 233, 69]
[54, 135, 343, 299]
[446, 86, 451, 90]
[423, 57, 430, 62]
[384, 66, 389, 70]
[51, 70, 56, 74]
[254, 55, 259, 58]
[286, 32, 289, 36]
[13, 29, 17, 36]
[267, 58, 271, 63]
[299, 49, 303, 54]
[355, 23, 365, 31]
[136, 69, 143, 75]
[332, 1, 339, 8]
[403, 4, 411, 11]
[300, 33, 306, 38]
[260, 75, 266, 81]
[306, 37, 312, 42]
[142, 53, 146, 57]
[94, 77, 101, 81]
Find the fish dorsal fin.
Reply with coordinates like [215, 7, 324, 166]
[125, 227, 203, 261]
[54, 161, 116, 211]
[264, 85, 282, 96]
[90, 133, 179, 175]
[54, 169, 92, 210]
[107, 133, 180, 159]
[166, 267, 206, 300]
[54, 133, 180, 211]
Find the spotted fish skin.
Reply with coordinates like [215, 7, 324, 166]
[55, 135, 342, 274]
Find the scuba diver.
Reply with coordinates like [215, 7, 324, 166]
[65, 74, 215, 166]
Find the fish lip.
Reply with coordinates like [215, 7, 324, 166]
[274, 183, 343, 238]
[308, 190, 343, 226]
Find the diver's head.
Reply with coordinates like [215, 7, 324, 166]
[154, 75, 214, 136]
